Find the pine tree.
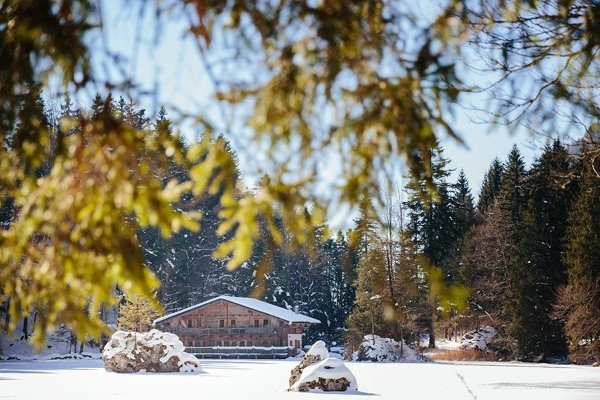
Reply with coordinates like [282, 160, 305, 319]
[518, 139, 573, 355]
[405, 142, 454, 269]
[90, 93, 105, 119]
[477, 158, 504, 213]
[349, 198, 379, 258]
[442, 170, 475, 282]
[451, 169, 475, 239]
[497, 145, 531, 354]
[555, 136, 600, 363]
[405, 142, 455, 348]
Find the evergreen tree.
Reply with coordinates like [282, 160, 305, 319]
[90, 93, 105, 119]
[477, 158, 504, 213]
[405, 142, 454, 269]
[518, 140, 573, 355]
[442, 170, 475, 283]
[555, 136, 600, 363]
[451, 169, 475, 239]
[405, 142, 455, 347]
[497, 145, 531, 354]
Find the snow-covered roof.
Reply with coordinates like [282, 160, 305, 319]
[153, 295, 320, 325]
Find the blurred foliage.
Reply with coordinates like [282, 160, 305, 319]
[1, 0, 598, 345]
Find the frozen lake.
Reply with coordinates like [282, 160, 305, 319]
[1, 358, 599, 399]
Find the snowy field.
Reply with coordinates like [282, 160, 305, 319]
[1, 359, 599, 400]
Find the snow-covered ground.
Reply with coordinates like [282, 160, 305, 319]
[1, 358, 599, 399]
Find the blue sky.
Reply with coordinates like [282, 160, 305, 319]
[86, 1, 546, 200]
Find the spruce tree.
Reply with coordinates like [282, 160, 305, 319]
[405, 142, 454, 269]
[497, 145, 531, 354]
[477, 158, 504, 213]
[555, 136, 600, 363]
[519, 140, 573, 355]
[451, 170, 475, 237]
[443, 170, 475, 282]
[404, 142, 455, 347]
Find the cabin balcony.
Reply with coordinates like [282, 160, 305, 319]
[163, 326, 281, 336]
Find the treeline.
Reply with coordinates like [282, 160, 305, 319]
[347, 137, 600, 363]
[2, 93, 599, 364]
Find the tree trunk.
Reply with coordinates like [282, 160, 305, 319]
[22, 316, 28, 340]
[3, 299, 10, 333]
[399, 328, 404, 356]
[370, 308, 375, 344]
[428, 319, 435, 349]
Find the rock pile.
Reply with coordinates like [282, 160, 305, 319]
[289, 358, 358, 392]
[352, 334, 422, 362]
[289, 340, 329, 387]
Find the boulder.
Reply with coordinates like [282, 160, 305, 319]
[460, 326, 497, 351]
[352, 334, 422, 362]
[289, 340, 329, 387]
[289, 358, 357, 392]
[102, 329, 201, 373]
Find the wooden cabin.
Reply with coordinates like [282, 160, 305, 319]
[153, 296, 320, 351]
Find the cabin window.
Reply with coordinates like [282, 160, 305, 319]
[247, 340, 252, 346]
[240, 341, 245, 347]
[263, 319, 269, 326]
[295, 340, 300, 349]
[219, 319, 225, 328]
[230, 319, 236, 327]
[224, 341, 230, 346]
[232, 341, 237, 347]
[254, 319, 260, 327]
[187, 320, 193, 328]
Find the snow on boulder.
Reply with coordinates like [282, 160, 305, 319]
[289, 341, 329, 387]
[290, 358, 357, 392]
[460, 326, 497, 351]
[306, 340, 329, 360]
[352, 334, 423, 362]
[102, 329, 201, 373]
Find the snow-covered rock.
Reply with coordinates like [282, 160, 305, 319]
[290, 358, 357, 392]
[102, 329, 201, 373]
[289, 341, 329, 387]
[460, 326, 497, 351]
[352, 334, 424, 362]
[306, 340, 329, 360]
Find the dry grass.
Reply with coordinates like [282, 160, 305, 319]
[428, 348, 500, 362]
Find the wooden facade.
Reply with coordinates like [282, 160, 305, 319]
[153, 296, 319, 350]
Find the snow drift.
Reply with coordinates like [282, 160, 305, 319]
[352, 334, 424, 362]
[290, 357, 358, 392]
[102, 329, 201, 373]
